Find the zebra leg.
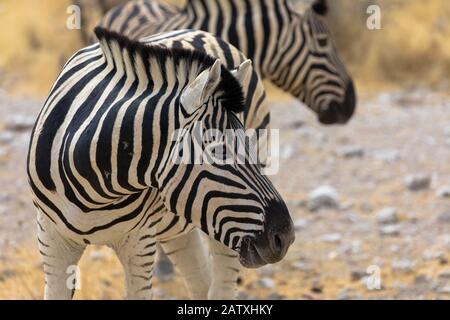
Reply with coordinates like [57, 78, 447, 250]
[160, 229, 211, 299]
[113, 231, 156, 300]
[208, 239, 240, 300]
[37, 212, 86, 300]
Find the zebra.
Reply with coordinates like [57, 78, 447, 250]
[98, 0, 356, 125]
[27, 27, 295, 299]
[72, 0, 178, 44]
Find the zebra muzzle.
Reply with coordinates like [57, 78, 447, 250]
[239, 200, 295, 268]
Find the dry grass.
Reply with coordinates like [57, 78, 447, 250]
[326, 0, 450, 88]
[1, 0, 449, 97]
[1, 240, 448, 300]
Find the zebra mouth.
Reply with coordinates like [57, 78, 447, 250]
[238, 237, 266, 268]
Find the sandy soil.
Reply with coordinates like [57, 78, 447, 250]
[0, 87, 449, 300]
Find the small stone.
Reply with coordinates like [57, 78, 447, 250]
[6, 115, 35, 132]
[438, 269, 450, 280]
[404, 174, 431, 191]
[101, 279, 112, 287]
[266, 293, 285, 300]
[414, 274, 431, 285]
[376, 207, 398, 224]
[436, 187, 450, 198]
[435, 286, 450, 294]
[351, 270, 367, 281]
[310, 280, 323, 294]
[373, 149, 400, 163]
[258, 277, 275, 289]
[294, 218, 308, 231]
[281, 144, 295, 159]
[0, 131, 14, 144]
[379, 224, 401, 237]
[0, 268, 16, 282]
[336, 145, 364, 158]
[321, 233, 342, 243]
[437, 211, 450, 223]
[308, 185, 340, 211]
[258, 265, 276, 277]
[422, 250, 445, 261]
[237, 291, 252, 300]
[392, 259, 415, 273]
[336, 288, 362, 300]
[291, 261, 310, 271]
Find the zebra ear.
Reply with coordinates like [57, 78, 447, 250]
[181, 59, 222, 111]
[231, 59, 252, 86]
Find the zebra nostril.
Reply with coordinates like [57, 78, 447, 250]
[273, 233, 283, 251]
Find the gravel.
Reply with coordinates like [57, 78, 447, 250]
[308, 185, 340, 211]
[376, 207, 398, 224]
[404, 174, 431, 191]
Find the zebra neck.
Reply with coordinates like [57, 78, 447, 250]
[96, 29, 209, 90]
[180, 0, 294, 78]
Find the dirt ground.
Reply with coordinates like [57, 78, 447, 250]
[0, 86, 449, 300]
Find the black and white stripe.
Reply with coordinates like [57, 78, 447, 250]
[99, 0, 356, 125]
[27, 28, 294, 299]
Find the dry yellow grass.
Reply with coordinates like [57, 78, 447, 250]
[2, 241, 448, 300]
[1, 0, 449, 97]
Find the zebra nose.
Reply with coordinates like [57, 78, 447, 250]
[256, 200, 295, 263]
[318, 80, 356, 125]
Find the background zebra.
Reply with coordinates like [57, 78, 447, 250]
[98, 0, 356, 125]
[27, 27, 294, 299]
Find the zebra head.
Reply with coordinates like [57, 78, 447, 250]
[272, 0, 356, 125]
[159, 59, 294, 268]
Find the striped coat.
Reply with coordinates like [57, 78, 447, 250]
[98, 0, 356, 125]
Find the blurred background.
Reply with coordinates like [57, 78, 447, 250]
[0, 0, 449, 299]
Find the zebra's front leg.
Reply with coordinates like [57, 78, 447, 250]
[160, 229, 212, 299]
[208, 239, 240, 300]
[114, 232, 157, 300]
[37, 212, 86, 300]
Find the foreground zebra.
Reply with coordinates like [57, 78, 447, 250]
[27, 27, 294, 299]
[98, 0, 356, 125]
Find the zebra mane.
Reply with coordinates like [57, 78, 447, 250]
[94, 27, 245, 114]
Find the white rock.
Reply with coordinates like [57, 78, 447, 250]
[373, 149, 400, 163]
[336, 145, 364, 158]
[379, 224, 401, 236]
[308, 185, 340, 211]
[321, 233, 342, 243]
[0, 131, 14, 144]
[404, 174, 431, 191]
[293, 218, 308, 231]
[435, 286, 450, 294]
[6, 115, 35, 132]
[436, 186, 450, 198]
[376, 207, 398, 224]
[422, 249, 445, 261]
[392, 259, 415, 273]
[281, 144, 295, 159]
[258, 277, 275, 289]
